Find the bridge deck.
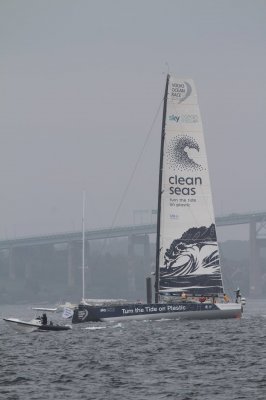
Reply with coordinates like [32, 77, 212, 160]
[0, 211, 266, 249]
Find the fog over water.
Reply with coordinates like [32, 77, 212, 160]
[1, 0, 266, 240]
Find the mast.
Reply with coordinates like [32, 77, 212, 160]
[82, 190, 85, 302]
[155, 74, 170, 303]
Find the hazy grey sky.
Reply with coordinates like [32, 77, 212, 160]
[1, 0, 265, 239]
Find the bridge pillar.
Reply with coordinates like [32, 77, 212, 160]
[8, 247, 15, 280]
[67, 242, 75, 288]
[127, 234, 151, 298]
[21, 246, 31, 280]
[249, 219, 262, 297]
[25, 262, 32, 280]
[143, 234, 151, 275]
[128, 235, 136, 297]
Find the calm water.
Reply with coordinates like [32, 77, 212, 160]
[0, 300, 266, 400]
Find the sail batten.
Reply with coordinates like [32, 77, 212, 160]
[158, 76, 224, 297]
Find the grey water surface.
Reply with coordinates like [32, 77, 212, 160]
[0, 300, 266, 400]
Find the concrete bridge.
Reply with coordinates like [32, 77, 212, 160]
[1, 210, 266, 297]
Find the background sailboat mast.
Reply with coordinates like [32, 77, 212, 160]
[155, 74, 170, 303]
[82, 190, 85, 301]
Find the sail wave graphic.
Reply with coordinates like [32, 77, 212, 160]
[162, 242, 220, 276]
[166, 135, 204, 172]
[161, 224, 222, 279]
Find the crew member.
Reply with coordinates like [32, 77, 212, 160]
[199, 295, 206, 303]
[235, 288, 241, 303]
[41, 313, 48, 325]
[223, 293, 230, 303]
[181, 292, 187, 301]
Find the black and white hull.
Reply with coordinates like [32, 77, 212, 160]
[72, 301, 242, 323]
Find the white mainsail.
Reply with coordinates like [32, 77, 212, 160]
[158, 76, 224, 297]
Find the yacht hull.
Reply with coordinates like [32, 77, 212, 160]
[72, 302, 242, 323]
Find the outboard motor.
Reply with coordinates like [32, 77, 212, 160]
[241, 297, 246, 306]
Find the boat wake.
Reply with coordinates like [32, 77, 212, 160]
[83, 325, 107, 330]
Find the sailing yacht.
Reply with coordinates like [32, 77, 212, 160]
[72, 75, 244, 323]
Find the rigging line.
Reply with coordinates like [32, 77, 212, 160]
[101, 97, 164, 251]
[110, 96, 164, 230]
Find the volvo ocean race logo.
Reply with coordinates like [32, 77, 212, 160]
[166, 135, 203, 172]
[171, 81, 192, 103]
[78, 309, 88, 321]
